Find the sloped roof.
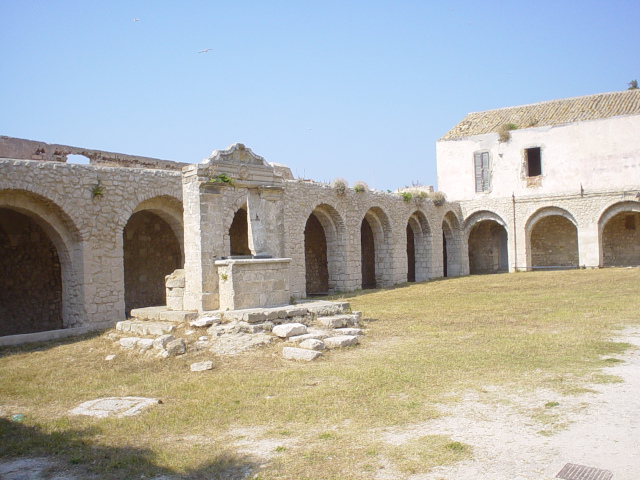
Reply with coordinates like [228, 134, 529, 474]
[440, 89, 640, 141]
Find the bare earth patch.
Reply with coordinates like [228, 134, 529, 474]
[377, 327, 640, 480]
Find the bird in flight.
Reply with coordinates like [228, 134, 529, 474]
[133, 18, 139, 21]
[199, 48, 213, 53]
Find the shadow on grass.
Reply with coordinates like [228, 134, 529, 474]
[0, 418, 257, 480]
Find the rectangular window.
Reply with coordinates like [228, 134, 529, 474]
[474, 151, 490, 192]
[525, 147, 542, 177]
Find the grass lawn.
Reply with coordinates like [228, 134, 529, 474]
[1, 268, 639, 479]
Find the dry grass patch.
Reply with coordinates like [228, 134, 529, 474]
[1, 269, 639, 478]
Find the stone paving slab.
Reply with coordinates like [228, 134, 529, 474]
[69, 397, 159, 418]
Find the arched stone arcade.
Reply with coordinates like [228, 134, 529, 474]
[526, 207, 579, 270]
[465, 211, 509, 275]
[599, 201, 640, 267]
[406, 210, 432, 282]
[123, 198, 184, 315]
[0, 189, 83, 337]
[360, 207, 393, 289]
[304, 204, 346, 295]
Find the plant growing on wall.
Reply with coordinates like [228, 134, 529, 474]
[209, 173, 236, 187]
[91, 180, 104, 199]
[428, 191, 446, 206]
[331, 177, 348, 195]
[629, 79, 638, 90]
[400, 191, 413, 202]
[353, 180, 368, 193]
[497, 123, 518, 142]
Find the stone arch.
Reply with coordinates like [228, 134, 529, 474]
[124, 196, 184, 315]
[598, 201, 640, 267]
[132, 196, 184, 264]
[361, 206, 393, 289]
[0, 189, 84, 336]
[304, 203, 347, 295]
[525, 207, 578, 270]
[465, 211, 509, 275]
[406, 210, 432, 282]
[442, 210, 462, 277]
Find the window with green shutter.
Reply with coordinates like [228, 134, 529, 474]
[474, 151, 490, 192]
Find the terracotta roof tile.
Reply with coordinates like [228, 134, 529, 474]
[440, 90, 640, 140]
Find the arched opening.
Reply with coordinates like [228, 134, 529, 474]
[361, 217, 376, 289]
[601, 211, 640, 266]
[0, 208, 63, 336]
[406, 224, 415, 282]
[124, 211, 182, 315]
[407, 211, 432, 282]
[360, 207, 393, 289]
[304, 213, 329, 295]
[529, 215, 578, 270]
[442, 211, 462, 277]
[229, 207, 251, 256]
[468, 220, 509, 274]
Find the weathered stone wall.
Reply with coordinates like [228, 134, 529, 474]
[602, 212, 640, 266]
[530, 216, 578, 268]
[0, 158, 183, 336]
[0, 209, 63, 336]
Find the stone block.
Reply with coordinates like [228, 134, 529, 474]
[165, 269, 185, 288]
[190, 316, 220, 328]
[299, 338, 325, 351]
[317, 316, 346, 329]
[166, 296, 184, 311]
[166, 338, 186, 356]
[190, 361, 214, 372]
[137, 338, 154, 350]
[120, 337, 139, 349]
[153, 334, 175, 350]
[282, 346, 322, 361]
[273, 323, 307, 338]
[284, 306, 309, 317]
[333, 327, 363, 336]
[324, 335, 358, 349]
[288, 332, 328, 343]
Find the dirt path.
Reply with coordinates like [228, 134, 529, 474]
[380, 327, 640, 480]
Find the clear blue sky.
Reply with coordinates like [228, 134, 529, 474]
[2, 1, 639, 191]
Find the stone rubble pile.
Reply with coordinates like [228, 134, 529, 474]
[110, 300, 363, 363]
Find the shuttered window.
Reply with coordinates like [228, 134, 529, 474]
[474, 151, 490, 192]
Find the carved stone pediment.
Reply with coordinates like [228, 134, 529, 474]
[202, 143, 268, 167]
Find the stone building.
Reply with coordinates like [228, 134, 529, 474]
[1, 89, 639, 344]
[437, 89, 640, 274]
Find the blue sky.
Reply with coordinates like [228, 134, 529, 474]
[1, 1, 639, 191]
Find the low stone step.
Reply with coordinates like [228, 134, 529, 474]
[299, 300, 350, 317]
[317, 313, 361, 329]
[129, 306, 198, 323]
[116, 320, 176, 336]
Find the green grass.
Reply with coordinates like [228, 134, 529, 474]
[1, 268, 639, 479]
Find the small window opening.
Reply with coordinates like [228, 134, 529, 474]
[525, 147, 542, 177]
[625, 215, 636, 231]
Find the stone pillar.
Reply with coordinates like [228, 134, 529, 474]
[182, 167, 223, 312]
[578, 222, 600, 268]
[247, 188, 269, 256]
